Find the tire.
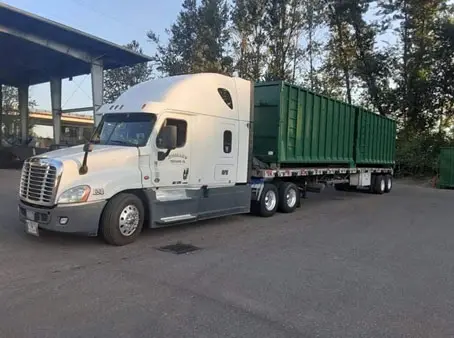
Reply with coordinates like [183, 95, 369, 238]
[373, 175, 385, 195]
[100, 193, 145, 246]
[384, 175, 393, 193]
[257, 183, 279, 217]
[278, 182, 300, 213]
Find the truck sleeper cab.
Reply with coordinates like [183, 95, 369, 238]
[19, 73, 254, 245]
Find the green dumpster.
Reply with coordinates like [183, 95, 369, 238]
[438, 147, 454, 188]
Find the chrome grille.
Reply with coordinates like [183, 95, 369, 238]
[19, 158, 62, 206]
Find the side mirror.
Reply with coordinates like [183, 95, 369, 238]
[83, 143, 94, 153]
[158, 125, 177, 150]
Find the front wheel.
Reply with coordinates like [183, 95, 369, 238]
[100, 193, 145, 246]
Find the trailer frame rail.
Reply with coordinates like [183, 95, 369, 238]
[252, 167, 393, 179]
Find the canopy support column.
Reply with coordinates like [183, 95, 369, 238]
[18, 85, 29, 145]
[50, 77, 62, 145]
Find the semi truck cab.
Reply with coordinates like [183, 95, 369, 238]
[18, 73, 254, 245]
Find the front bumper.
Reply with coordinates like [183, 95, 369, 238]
[18, 200, 107, 236]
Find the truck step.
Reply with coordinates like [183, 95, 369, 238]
[159, 214, 197, 224]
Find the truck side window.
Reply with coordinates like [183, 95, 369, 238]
[157, 118, 187, 148]
[223, 130, 232, 153]
[218, 88, 233, 109]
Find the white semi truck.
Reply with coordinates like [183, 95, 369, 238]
[18, 73, 394, 245]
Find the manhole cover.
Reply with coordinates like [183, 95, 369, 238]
[157, 243, 201, 255]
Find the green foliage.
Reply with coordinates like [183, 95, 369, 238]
[148, 0, 233, 76]
[231, 0, 268, 81]
[323, 2, 357, 103]
[263, 0, 306, 81]
[300, 0, 325, 91]
[197, 0, 234, 74]
[1, 86, 36, 141]
[103, 40, 152, 104]
[395, 130, 453, 177]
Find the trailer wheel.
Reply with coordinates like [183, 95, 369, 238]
[384, 175, 393, 193]
[257, 183, 279, 217]
[373, 175, 386, 195]
[100, 193, 145, 246]
[278, 182, 299, 213]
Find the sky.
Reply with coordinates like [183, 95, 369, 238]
[2, 0, 182, 111]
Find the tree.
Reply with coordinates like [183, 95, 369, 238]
[323, 1, 357, 103]
[300, 0, 325, 91]
[197, 0, 234, 74]
[342, 0, 390, 115]
[148, 0, 233, 76]
[103, 40, 152, 103]
[313, 0, 395, 113]
[263, 0, 306, 81]
[1, 86, 36, 140]
[375, 0, 454, 175]
[378, 0, 449, 129]
[1, 85, 37, 146]
[430, 12, 454, 134]
[231, 0, 268, 81]
[148, 0, 200, 76]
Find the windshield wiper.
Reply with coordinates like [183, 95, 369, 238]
[109, 139, 136, 147]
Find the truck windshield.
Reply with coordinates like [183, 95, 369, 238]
[91, 113, 156, 147]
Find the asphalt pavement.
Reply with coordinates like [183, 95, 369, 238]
[1, 169, 453, 338]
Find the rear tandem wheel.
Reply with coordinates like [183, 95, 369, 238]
[253, 183, 279, 217]
[372, 175, 386, 195]
[278, 182, 300, 213]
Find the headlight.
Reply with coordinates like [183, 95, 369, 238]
[58, 185, 91, 204]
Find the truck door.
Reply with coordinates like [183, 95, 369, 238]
[214, 122, 238, 184]
[153, 114, 191, 188]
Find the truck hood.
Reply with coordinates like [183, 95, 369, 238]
[28, 144, 147, 203]
[39, 144, 139, 169]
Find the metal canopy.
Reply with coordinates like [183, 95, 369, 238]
[0, 3, 152, 86]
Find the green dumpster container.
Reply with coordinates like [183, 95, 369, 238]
[438, 147, 454, 188]
[253, 82, 356, 167]
[355, 108, 397, 166]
